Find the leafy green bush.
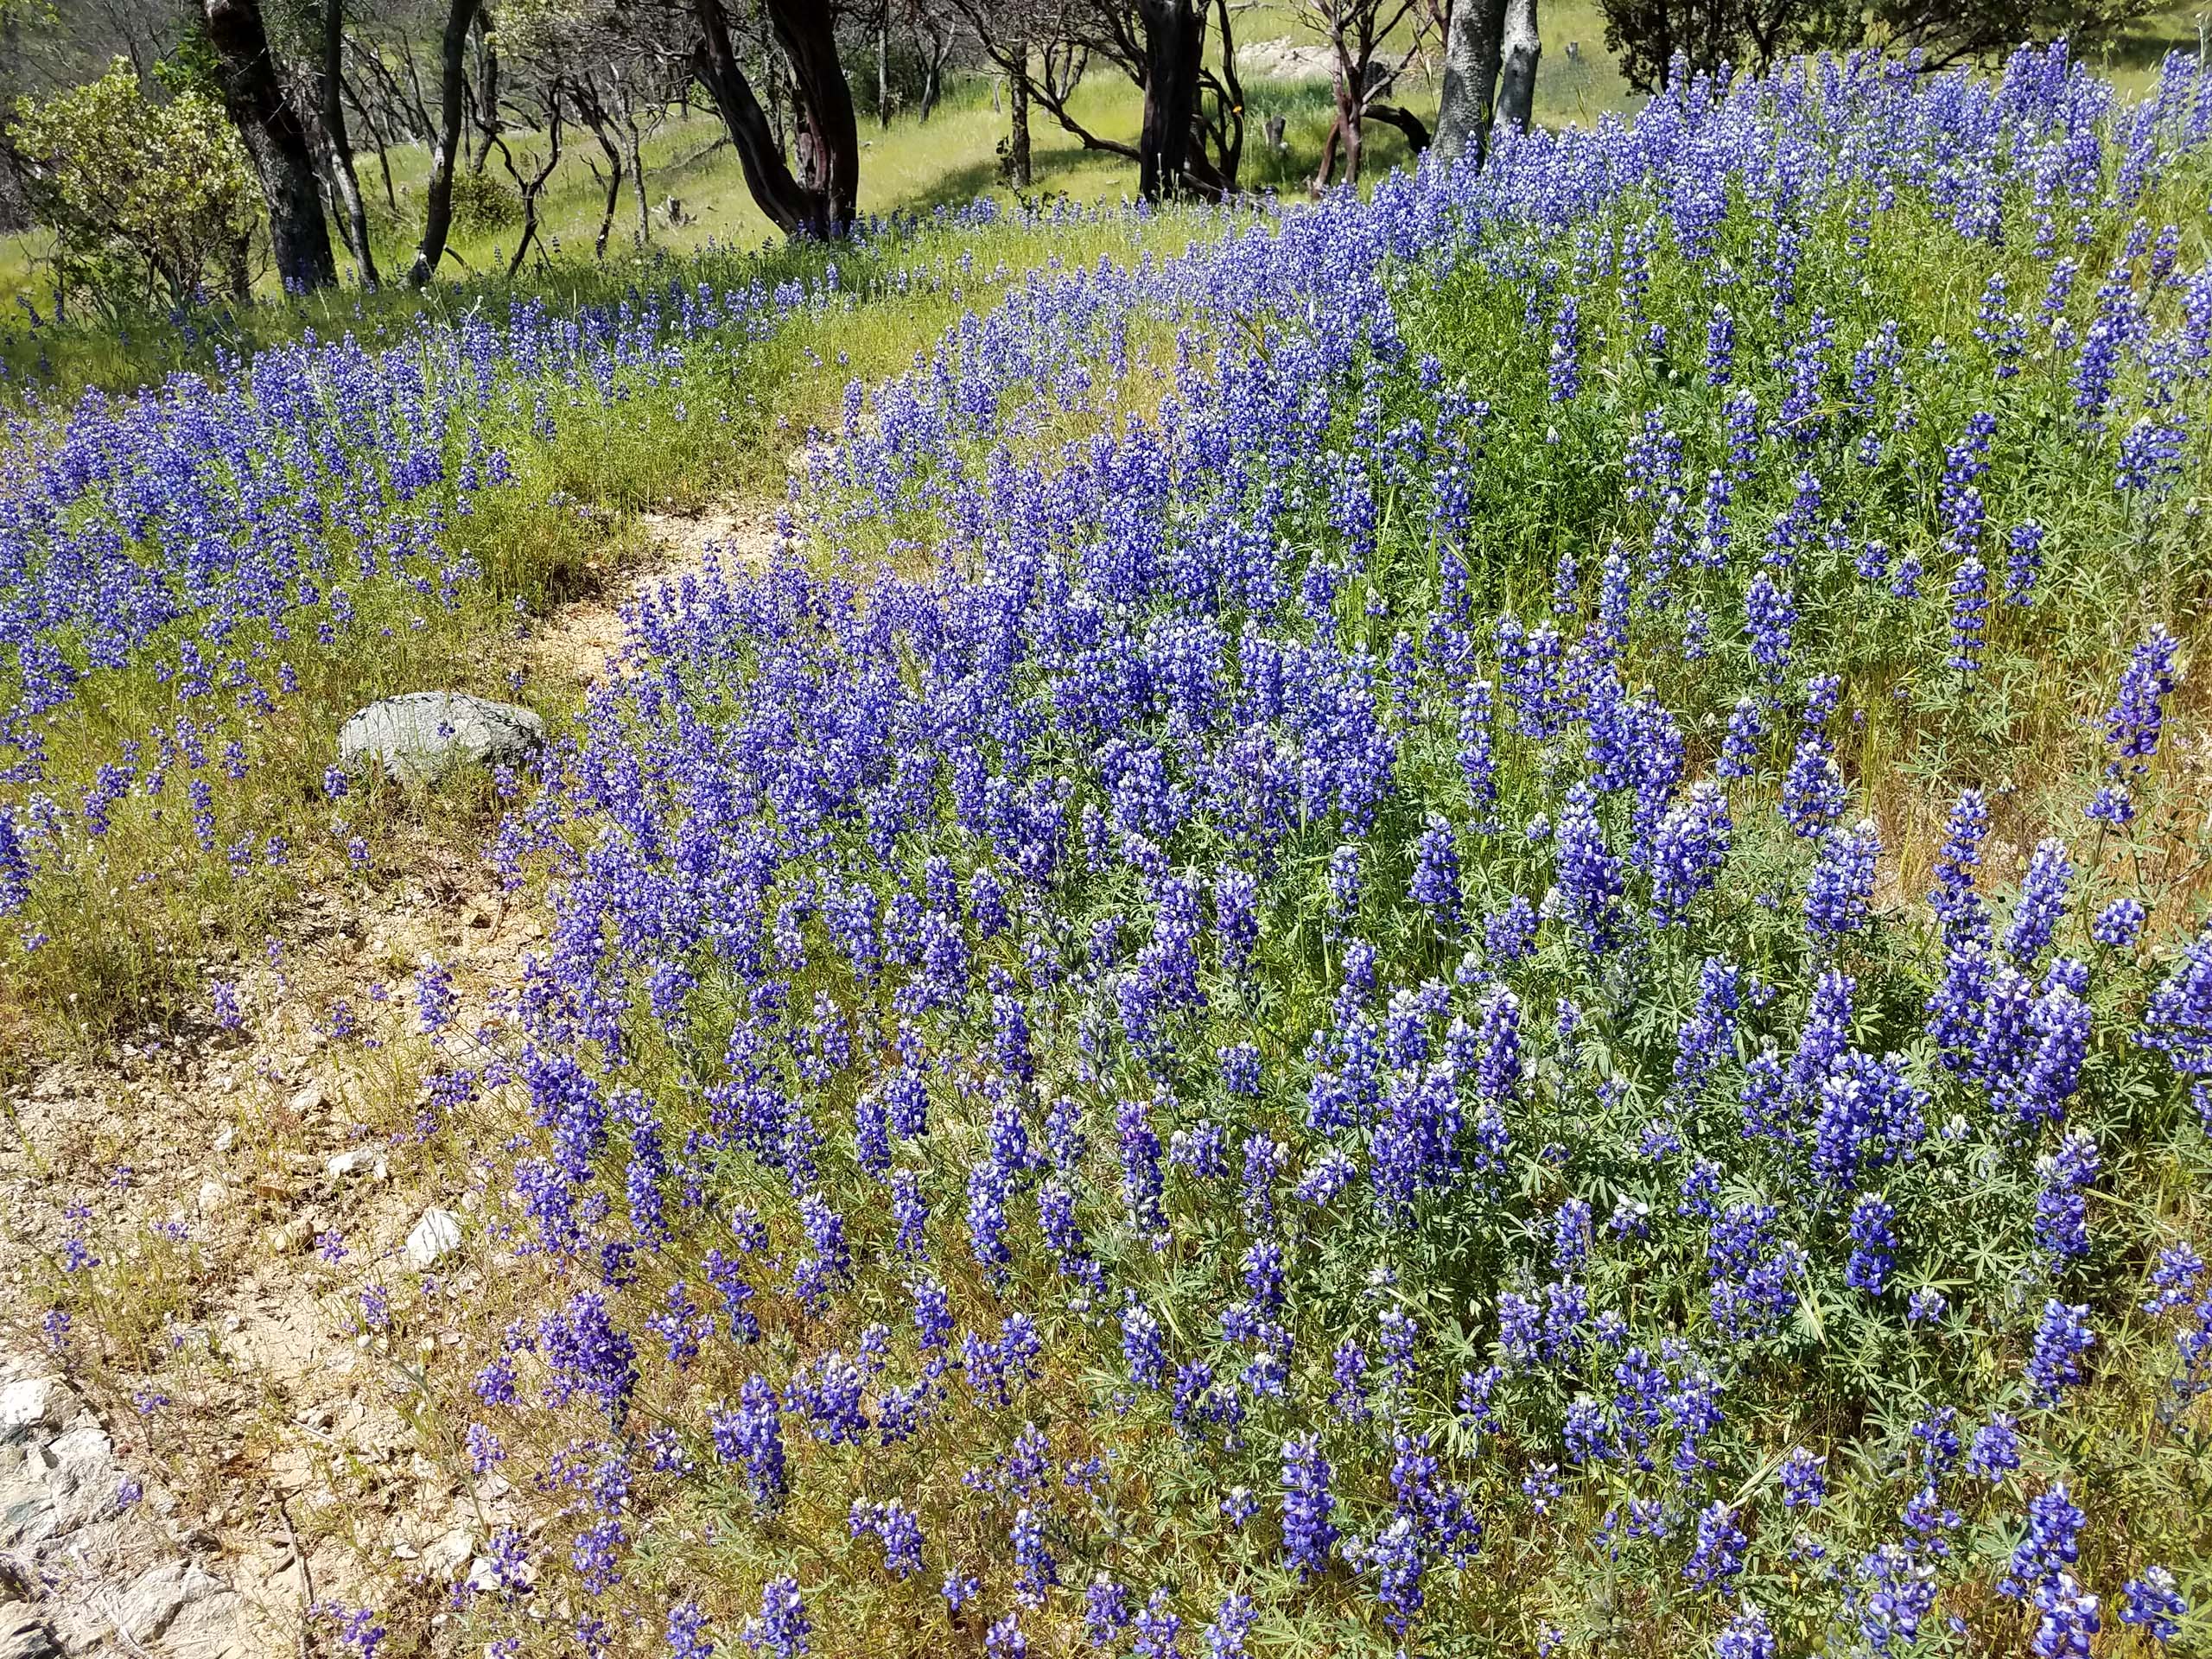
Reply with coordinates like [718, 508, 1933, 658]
[449, 163, 522, 235]
[5, 59, 259, 318]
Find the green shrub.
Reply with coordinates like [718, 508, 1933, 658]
[448, 163, 522, 234]
[5, 59, 258, 318]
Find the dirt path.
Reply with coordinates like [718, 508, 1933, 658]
[524, 499, 783, 685]
[0, 495, 781, 1659]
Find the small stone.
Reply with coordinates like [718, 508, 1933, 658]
[288, 1080, 324, 1115]
[337, 692, 544, 785]
[324, 1147, 380, 1181]
[196, 1180, 229, 1218]
[404, 1210, 463, 1271]
[264, 1218, 315, 1256]
[211, 1123, 237, 1154]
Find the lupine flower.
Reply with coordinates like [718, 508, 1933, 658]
[2034, 1131, 2100, 1265]
[1281, 1433, 1337, 1579]
[1847, 1195, 1897, 1294]
[2028, 1300, 2096, 1405]
[1744, 575, 1796, 682]
[2120, 1567, 2187, 1642]
[2104, 627, 2181, 776]
[1779, 1447, 1826, 1509]
[1806, 820, 1881, 941]
[742, 1577, 808, 1658]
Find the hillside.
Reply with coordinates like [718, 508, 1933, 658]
[3, 28, 2212, 1659]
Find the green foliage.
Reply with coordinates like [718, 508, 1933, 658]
[448, 163, 523, 236]
[5, 57, 260, 318]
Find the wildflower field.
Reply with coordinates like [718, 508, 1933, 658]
[11, 39, 2212, 1659]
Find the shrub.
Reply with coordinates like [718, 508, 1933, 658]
[5, 58, 259, 318]
[448, 163, 522, 235]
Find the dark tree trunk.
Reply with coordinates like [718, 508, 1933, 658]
[1007, 55, 1032, 188]
[317, 0, 378, 286]
[771, 0, 860, 229]
[626, 119, 649, 245]
[407, 0, 481, 286]
[1495, 0, 1541, 140]
[690, 0, 858, 237]
[1435, 0, 1506, 167]
[1136, 0, 1204, 201]
[1200, 0, 1244, 191]
[593, 150, 623, 257]
[1368, 101, 1430, 150]
[471, 7, 500, 172]
[1317, 62, 1361, 189]
[201, 0, 339, 294]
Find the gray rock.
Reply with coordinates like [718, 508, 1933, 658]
[405, 1208, 464, 1270]
[0, 1482, 55, 1553]
[0, 1602, 60, 1659]
[337, 692, 543, 785]
[111, 1560, 226, 1645]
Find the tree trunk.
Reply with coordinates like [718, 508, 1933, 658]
[1315, 60, 1361, 189]
[201, 0, 338, 294]
[877, 7, 889, 129]
[692, 0, 819, 235]
[1136, 0, 1203, 201]
[471, 7, 499, 172]
[1007, 55, 1032, 188]
[691, 0, 858, 236]
[318, 0, 378, 287]
[626, 121, 650, 245]
[769, 0, 860, 230]
[1202, 0, 1244, 191]
[1435, 0, 1506, 167]
[918, 35, 947, 122]
[407, 0, 480, 287]
[1495, 0, 1540, 141]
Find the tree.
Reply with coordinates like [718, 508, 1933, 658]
[958, 0, 1244, 200]
[312, 0, 378, 285]
[899, 0, 959, 122]
[690, 0, 858, 237]
[945, 0, 1122, 181]
[1870, 0, 2152, 73]
[201, 0, 337, 292]
[405, 0, 480, 285]
[1135, 0, 1202, 198]
[7, 57, 259, 315]
[1302, 0, 1431, 190]
[1434, 0, 1538, 166]
[1592, 0, 2141, 92]
[1433, 0, 1501, 164]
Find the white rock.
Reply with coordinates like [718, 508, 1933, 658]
[196, 1179, 229, 1218]
[422, 1527, 475, 1579]
[0, 1379, 66, 1441]
[405, 1209, 463, 1271]
[325, 1147, 386, 1181]
[210, 1122, 237, 1154]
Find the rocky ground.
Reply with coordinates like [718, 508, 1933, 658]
[0, 502, 778, 1658]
